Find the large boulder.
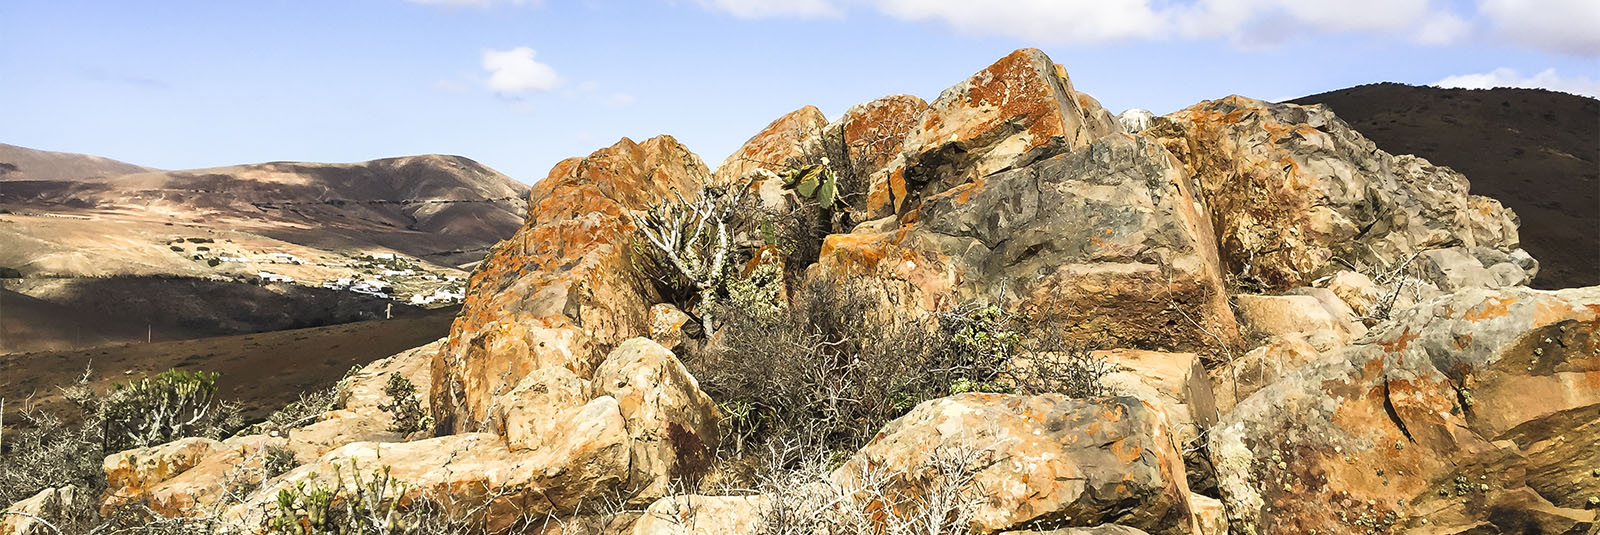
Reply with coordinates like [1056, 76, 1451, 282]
[236, 426, 631, 531]
[1145, 96, 1532, 291]
[834, 393, 1198, 534]
[591, 338, 722, 501]
[1094, 349, 1217, 445]
[435, 136, 706, 432]
[815, 134, 1239, 352]
[1211, 286, 1600, 534]
[101, 437, 224, 512]
[866, 48, 1119, 219]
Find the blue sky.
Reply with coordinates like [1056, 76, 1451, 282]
[2, 0, 1596, 183]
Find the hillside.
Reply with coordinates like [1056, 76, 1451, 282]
[0, 143, 155, 182]
[0, 147, 529, 353]
[0, 305, 457, 425]
[0, 151, 530, 269]
[1289, 83, 1598, 288]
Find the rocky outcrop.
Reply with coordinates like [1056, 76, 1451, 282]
[865, 48, 1119, 219]
[816, 134, 1239, 352]
[229, 338, 716, 528]
[289, 339, 440, 457]
[835, 393, 1198, 534]
[101, 437, 224, 512]
[813, 94, 928, 216]
[1211, 286, 1599, 534]
[435, 136, 707, 432]
[0, 487, 76, 535]
[1145, 96, 1532, 291]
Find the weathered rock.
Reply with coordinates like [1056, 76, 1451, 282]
[712, 105, 827, 185]
[126, 435, 288, 517]
[1232, 294, 1359, 351]
[810, 94, 928, 216]
[101, 437, 224, 511]
[816, 134, 1238, 352]
[1094, 349, 1217, 445]
[712, 105, 827, 214]
[1416, 245, 1532, 291]
[866, 48, 1119, 218]
[1146, 95, 1532, 291]
[1000, 525, 1151, 535]
[496, 366, 594, 452]
[1210, 286, 1600, 534]
[1208, 333, 1323, 417]
[648, 303, 692, 351]
[834, 393, 1198, 534]
[1, 487, 75, 535]
[1187, 494, 1228, 535]
[630, 495, 768, 535]
[436, 136, 707, 432]
[238, 421, 631, 531]
[593, 338, 721, 502]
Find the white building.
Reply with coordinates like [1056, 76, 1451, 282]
[257, 271, 295, 283]
[267, 252, 308, 264]
[370, 253, 397, 260]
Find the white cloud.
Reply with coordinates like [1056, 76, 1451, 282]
[481, 47, 562, 93]
[1435, 67, 1600, 98]
[698, 0, 839, 18]
[1478, 0, 1600, 56]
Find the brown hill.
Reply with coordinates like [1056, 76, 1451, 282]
[0, 143, 155, 182]
[0, 276, 428, 354]
[0, 305, 457, 425]
[0, 151, 530, 268]
[1289, 83, 1598, 288]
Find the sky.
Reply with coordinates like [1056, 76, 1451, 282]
[1, 0, 1596, 184]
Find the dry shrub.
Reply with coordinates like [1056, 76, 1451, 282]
[686, 277, 1118, 472]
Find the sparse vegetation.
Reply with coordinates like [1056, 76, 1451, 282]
[685, 277, 1116, 470]
[377, 374, 431, 434]
[99, 369, 240, 452]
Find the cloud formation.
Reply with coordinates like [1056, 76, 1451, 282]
[692, 0, 1599, 55]
[1435, 68, 1600, 98]
[481, 47, 562, 93]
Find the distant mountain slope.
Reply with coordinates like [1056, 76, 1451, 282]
[0, 143, 156, 181]
[1289, 83, 1598, 289]
[0, 150, 530, 268]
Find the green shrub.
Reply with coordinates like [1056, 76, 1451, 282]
[100, 370, 240, 452]
[377, 374, 431, 434]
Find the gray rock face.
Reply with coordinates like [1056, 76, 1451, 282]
[1147, 96, 1531, 291]
[1210, 286, 1600, 534]
[817, 133, 1239, 352]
